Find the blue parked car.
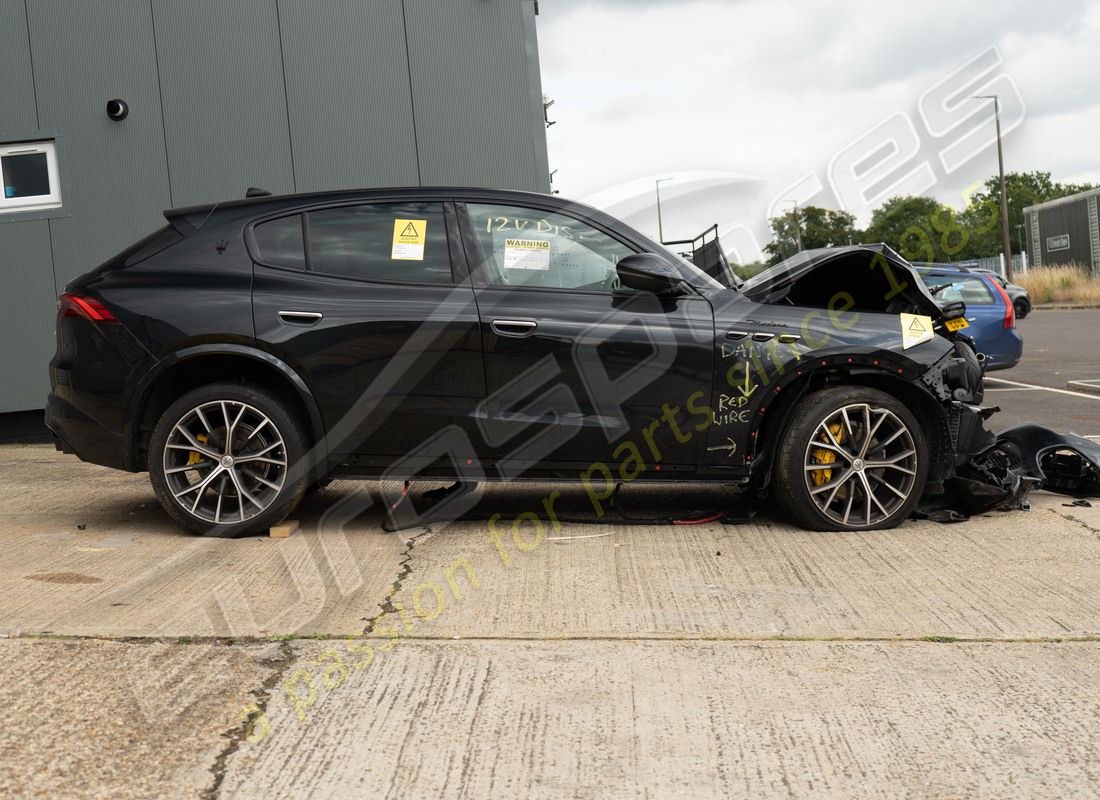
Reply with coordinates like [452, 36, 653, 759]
[973, 268, 1032, 319]
[915, 265, 1023, 371]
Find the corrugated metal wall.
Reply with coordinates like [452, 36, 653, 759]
[405, 0, 550, 188]
[0, 0, 548, 413]
[153, 0, 296, 203]
[25, 0, 172, 288]
[1, 0, 62, 413]
[0, 2, 38, 122]
[1028, 196, 1094, 269]
[279, 0, 420, 191]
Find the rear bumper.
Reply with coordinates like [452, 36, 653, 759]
[983, 353, 1022, 371]
[978, 329, 1024, 371]
[45, 392, 130, 471]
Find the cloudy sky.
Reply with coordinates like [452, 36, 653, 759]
[536, 0, 1100, 261]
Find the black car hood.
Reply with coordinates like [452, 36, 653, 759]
[740, 244, 943, 318]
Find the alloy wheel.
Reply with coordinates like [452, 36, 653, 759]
[802, 402, 919, 528]
[161, 399, 289, 525]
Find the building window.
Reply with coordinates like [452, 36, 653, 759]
[0, 140, 62, 213]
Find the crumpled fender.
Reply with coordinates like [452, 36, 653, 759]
[991, 423, 1100, 497]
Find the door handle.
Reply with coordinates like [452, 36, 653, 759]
[278, 311, 323, 326]
[491, 319, 537, 337]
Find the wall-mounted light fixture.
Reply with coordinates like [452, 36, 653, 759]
[106, 99, 129, 122]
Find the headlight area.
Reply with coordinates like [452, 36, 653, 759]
[921, 341, 986, 405]
[919, 343, 1001, 475]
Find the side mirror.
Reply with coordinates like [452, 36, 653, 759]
[616, 253, 685, 294]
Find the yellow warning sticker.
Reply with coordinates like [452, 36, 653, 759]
[392, 219, 427, 261]
[900, 313, 935, 350]
[503, 238, 551, 271]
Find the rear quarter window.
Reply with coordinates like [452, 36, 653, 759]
[252, 214, 306, 269]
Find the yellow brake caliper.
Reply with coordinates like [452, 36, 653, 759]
[187, 433, 209, 466]
[810, 423, 845, 486]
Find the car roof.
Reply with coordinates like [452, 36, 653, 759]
[164, 186, 651, 248]
[170, 186, 593, 219]
[920, 269, 996, 283]
[910, 262, 975, 273]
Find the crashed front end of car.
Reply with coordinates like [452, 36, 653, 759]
[734, 244, 1100, 521]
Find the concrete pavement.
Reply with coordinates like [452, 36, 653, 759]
[2, 443, 1100, 798]
[222, 639, 1100, 799]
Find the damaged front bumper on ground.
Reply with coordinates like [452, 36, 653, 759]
[920, 422, 1100, 522]
[912, 336, 1099, 521]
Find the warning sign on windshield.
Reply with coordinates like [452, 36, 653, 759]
[392, 219, 427, 261]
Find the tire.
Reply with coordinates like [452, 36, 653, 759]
[149, 383, 310, 537]
[772, 386, 928, 531]
[1014, 299, 1029, 319]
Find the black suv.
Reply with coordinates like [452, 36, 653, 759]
[48, 188, 998, 536]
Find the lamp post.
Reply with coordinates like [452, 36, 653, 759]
[973, 94, 1014, 280]
[655, 177, 673, 243]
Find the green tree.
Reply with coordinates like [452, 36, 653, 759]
[862, 195, 968, 264]
[763, 206, 860, 264]
[961, 171, 1098, 259]
[730, 260, 770, 280]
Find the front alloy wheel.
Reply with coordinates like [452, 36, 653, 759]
[149, 384, 309, 536]
[774, 387, 928, 531]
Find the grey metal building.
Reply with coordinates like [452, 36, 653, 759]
[1023, 188, 1100, 274]
[0, 0, 548, 414]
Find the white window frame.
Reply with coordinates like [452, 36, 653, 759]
[0, 139, 63, 213]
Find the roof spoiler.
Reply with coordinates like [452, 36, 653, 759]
[246, 187, 272, 197]
[163, 208, 199, 236]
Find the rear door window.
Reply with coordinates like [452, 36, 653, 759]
[306, 202, 452, 283]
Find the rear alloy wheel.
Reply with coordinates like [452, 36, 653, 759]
[149, 383, 309, 536]
[773, 387, 928, 531]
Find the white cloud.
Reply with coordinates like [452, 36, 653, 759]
[538, 0, 1100, 259]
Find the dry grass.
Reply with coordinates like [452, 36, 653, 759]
[1017, 262, 1100, 305]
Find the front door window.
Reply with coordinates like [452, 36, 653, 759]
[466, 202, 634, 292]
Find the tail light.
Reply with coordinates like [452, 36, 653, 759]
[989, 280, 1015, 328]
[58, 292, 121, 324]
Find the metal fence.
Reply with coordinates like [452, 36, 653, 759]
[952, 253, 1029, 277]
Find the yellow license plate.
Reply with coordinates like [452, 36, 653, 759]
[945, 317, 969, 332]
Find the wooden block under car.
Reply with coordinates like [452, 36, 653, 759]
[269, 521, 299, 538]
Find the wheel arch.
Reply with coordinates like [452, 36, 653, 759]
[124, 345, 325, 471]
[749, 364, 954, 492]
